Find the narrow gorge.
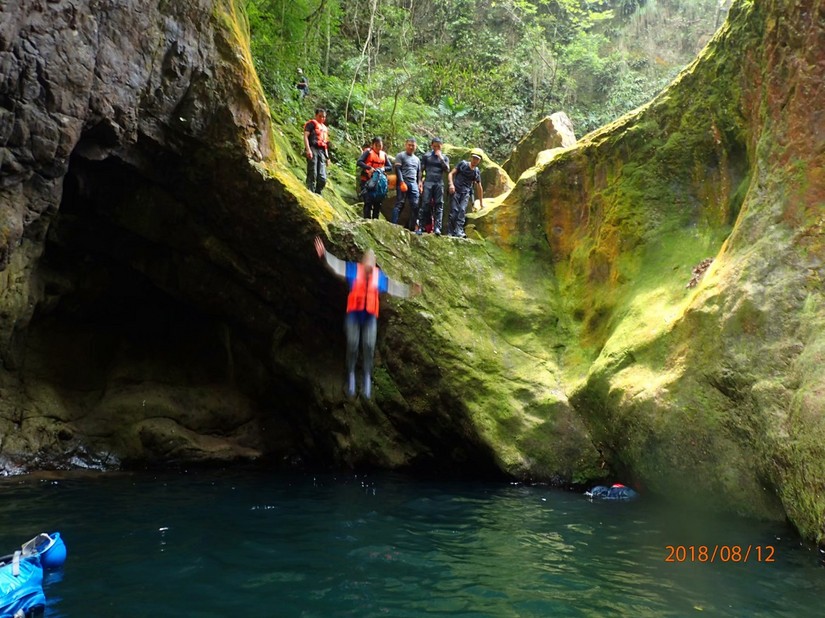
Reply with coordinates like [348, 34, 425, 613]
[1, 0, 823, 544]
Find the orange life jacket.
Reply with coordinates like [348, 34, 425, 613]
[360, 149, 387, 181]
[305, 119, 328, 149]
[346, 264, 381, 316]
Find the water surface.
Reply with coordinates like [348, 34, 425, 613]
[1, 471, 822, 617]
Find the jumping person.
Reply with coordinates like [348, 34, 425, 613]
[447, 148, 484, 238]
[314, 237, 422, 399]
[418, 137, 450, 235]
[303, 108, 330, 195]
[391, 138, 422, 231]
[357, 136, 392, 219]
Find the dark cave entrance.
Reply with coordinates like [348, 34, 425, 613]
[36, 154, 237, 392]
[22, 151, 301, 466]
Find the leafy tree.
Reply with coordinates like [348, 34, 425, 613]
[243, 0, 724, 170]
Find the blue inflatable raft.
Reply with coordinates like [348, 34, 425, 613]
[586, 483, 639, 500]
[0, 532, 66, 618]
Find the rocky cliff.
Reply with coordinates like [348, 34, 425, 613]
[1, 0, 824, 544]
[475, 0, 825, 541]
[0, 0, 598, 483]
[1, 0, 286, 467]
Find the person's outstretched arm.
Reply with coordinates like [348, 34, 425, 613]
[314, 237, 347, 278]
[385, 275, 422, 299]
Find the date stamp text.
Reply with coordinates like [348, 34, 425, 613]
[664, 545, 776, 563]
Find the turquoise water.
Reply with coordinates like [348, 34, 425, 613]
[1, 471, 823, 617]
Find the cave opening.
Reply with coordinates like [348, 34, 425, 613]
[19, 150, 296, 467]
[37, 154, 235, 390]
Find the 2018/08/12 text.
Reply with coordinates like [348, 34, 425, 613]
[664, 545, 776, 563]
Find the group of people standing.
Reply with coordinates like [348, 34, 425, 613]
[356, 136, 484, 238]
[303, 108, 484, 239]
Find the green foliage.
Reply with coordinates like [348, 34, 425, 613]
[244, 0, 723, 167]
[438, 96, 472, 120]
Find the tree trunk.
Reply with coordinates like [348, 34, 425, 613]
[344, 0, 379, 133]
[324, 7, 331, 74]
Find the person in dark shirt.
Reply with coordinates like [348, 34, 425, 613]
[447, 149, 484, 238]
[418, 137, 450, 235]
[296, 68, 309, 98]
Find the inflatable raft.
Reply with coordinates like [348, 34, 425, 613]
[0, 532, 66, 618]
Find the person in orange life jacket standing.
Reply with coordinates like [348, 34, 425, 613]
[447, 148, 484, 238]
[314, 236, 422, 399]
[356, 136, 392, 219]
[391, 138, 422, 231]
[303, 108, 330, 195]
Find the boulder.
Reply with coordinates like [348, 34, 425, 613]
[502, 112, 577, 181]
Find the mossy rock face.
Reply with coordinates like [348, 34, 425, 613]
[311, 219, 605, 482]
[502, 112, 577, 181]
[475, 0, 825, 541]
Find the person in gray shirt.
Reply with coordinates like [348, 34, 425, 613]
[417, 137, 450, 235]
[391, 138, 422, 231]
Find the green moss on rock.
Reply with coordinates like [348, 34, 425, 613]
[472, 0, 825, 541]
